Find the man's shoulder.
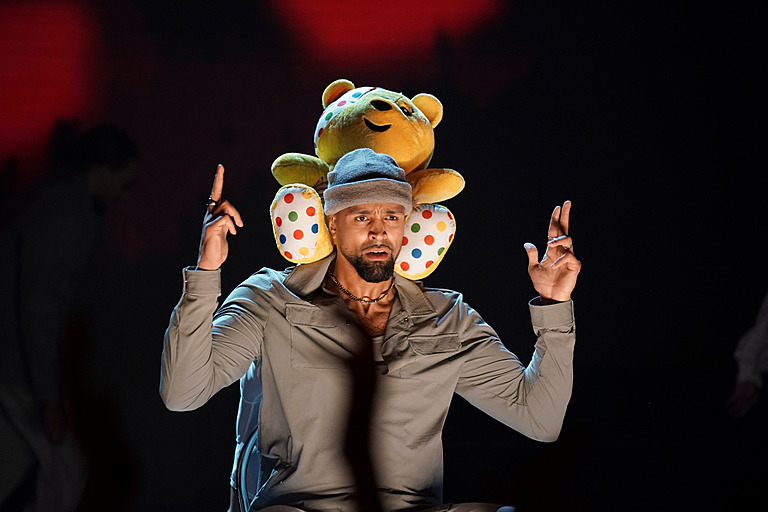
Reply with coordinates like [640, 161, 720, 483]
[422, 284, 462, 300]
[238, 266, 294, 289]
[398, 278, 466, 311]
[231, 257, 330, 300]
[404, 277, 461, 297]
[224, 266, 293, 301]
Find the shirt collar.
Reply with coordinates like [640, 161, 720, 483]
[283, 252, 434, 316]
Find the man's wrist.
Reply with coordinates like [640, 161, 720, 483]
[195, 256, 220, 271]
[540, 296, 567, 305]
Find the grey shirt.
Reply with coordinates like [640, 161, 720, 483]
[161, 255, 576, 511]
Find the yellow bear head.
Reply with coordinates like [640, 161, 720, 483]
[314, 79, 443, 174]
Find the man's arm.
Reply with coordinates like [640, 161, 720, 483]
[455, 299, 575, 442]
[456, 200, 579, 440]
[160, 268, 265, 411]
[160, 164, 254, 411]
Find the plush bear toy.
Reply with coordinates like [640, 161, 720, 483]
[269, 79, 464, 279]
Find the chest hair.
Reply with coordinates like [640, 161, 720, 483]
[345, 300, 393, 338]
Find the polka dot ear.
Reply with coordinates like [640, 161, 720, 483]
[395, 204, 456, 280]
[270, 184, 334, 264]
[322, 79, 355, 108]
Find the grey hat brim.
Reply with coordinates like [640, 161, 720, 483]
[324, 178, 413, 215]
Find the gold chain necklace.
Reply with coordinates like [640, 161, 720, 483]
[329, 271, 394, 304]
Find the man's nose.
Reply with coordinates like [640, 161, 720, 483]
[369, 218, 387, 238]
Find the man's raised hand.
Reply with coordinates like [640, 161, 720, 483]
[524, 200, 581, 303]
[197, 164, 244, 271]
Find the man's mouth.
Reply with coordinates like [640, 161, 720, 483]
[364, 118, 391, 133]
[364, 246, 392, 259]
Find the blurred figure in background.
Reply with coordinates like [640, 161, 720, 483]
[725, 285, 768, 510]
[0, 123, 138, 512]
[728, 288, 768, 419]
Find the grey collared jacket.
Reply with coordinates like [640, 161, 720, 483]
[160, 255, 575, 511]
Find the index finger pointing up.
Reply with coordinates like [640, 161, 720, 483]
[210, 164, 225, 202]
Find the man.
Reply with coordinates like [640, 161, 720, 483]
[161, 148, 580, 512]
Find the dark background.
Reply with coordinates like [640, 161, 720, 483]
[1, 1, 765, 510]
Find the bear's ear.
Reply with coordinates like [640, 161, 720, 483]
[322, 79, 355, 108]
[411, 93, 443, 128]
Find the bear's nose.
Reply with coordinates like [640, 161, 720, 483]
[370, 100, 393, 111]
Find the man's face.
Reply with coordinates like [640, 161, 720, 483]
[330, 202, 406, 283]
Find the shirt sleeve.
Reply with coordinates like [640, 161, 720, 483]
[455, 298, 575, 442]
[160, 268, 264, 411]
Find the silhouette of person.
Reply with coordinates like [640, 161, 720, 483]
[0, 124, 138, 512]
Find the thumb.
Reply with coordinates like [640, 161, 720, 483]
[524, 242, 538, 268]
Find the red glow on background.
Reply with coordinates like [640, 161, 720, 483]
[268, 0, 503, 64]
[0, 2, 101, 172]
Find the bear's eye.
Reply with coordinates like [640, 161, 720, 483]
[399, 104, 412, 116]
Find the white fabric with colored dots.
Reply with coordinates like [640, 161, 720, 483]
[270, 185, 325, 263]
[271, 187, 456, 278]
[395, 204, 456, 280]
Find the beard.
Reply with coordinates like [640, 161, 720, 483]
[341, 251, 395, 283]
